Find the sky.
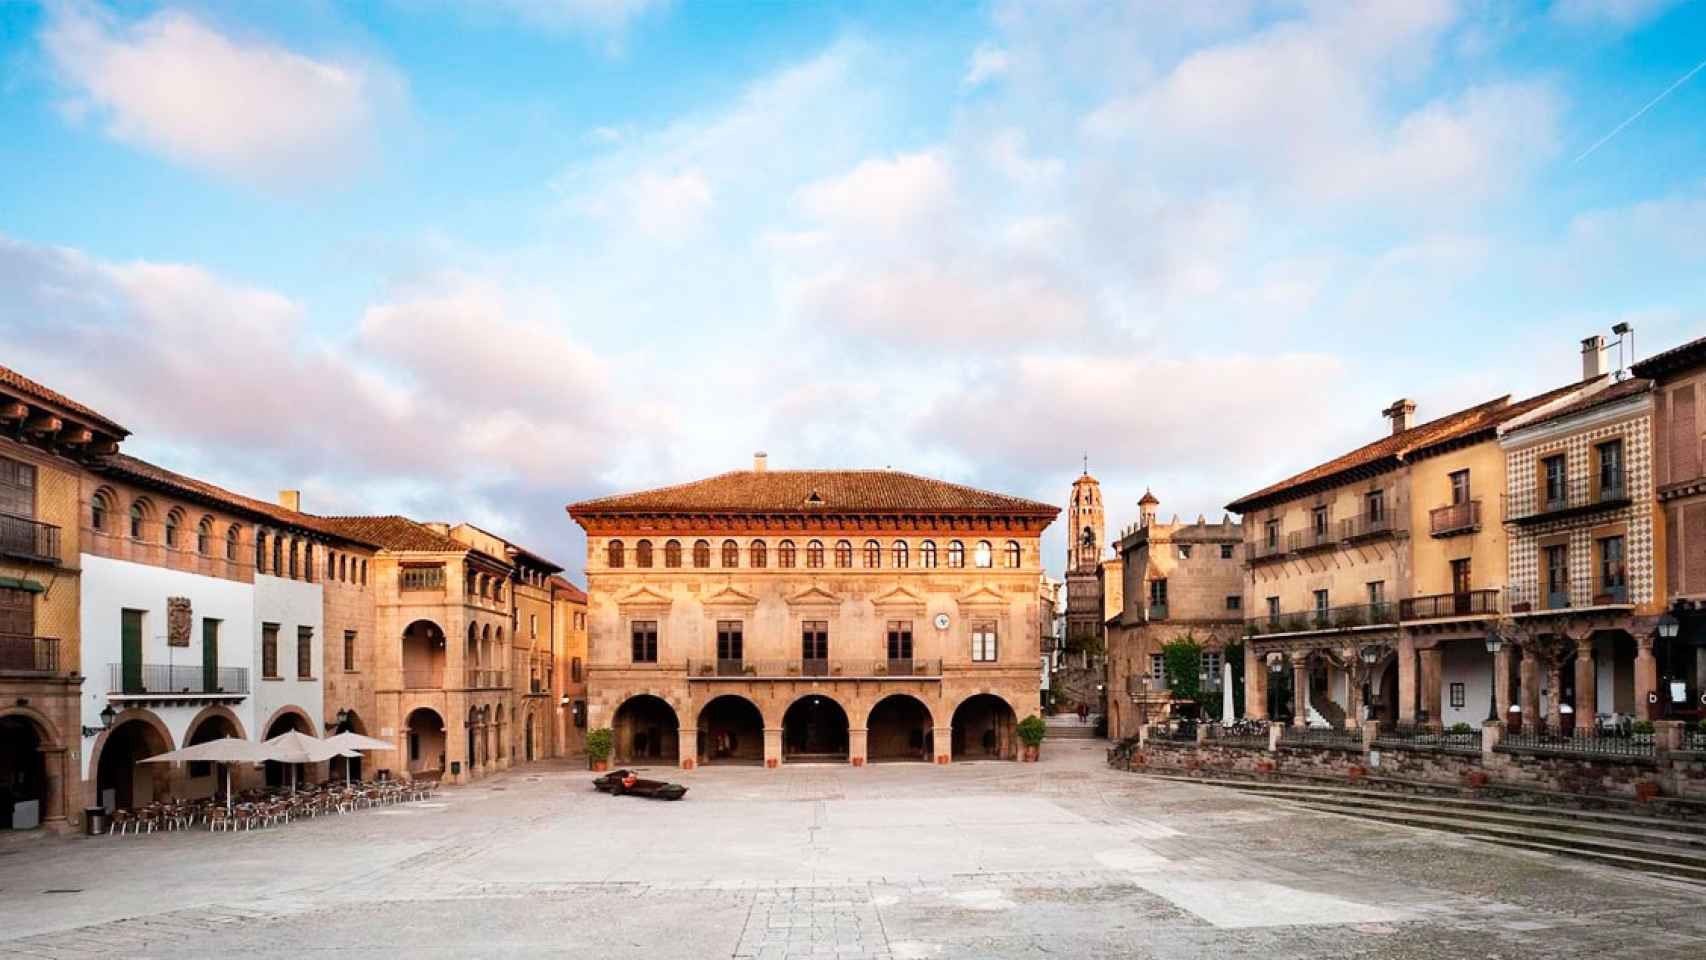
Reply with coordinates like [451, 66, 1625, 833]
[1, 0, 1704, 582]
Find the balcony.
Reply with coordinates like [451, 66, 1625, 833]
[1245, 602, 1398, 637]
[1507, 477, 1631, 525]
[108, 663, 249, 702]
[1288, 527, 1338, 555]
[1341, 512, 1396, 542]
[685, 658, 943, 680]
[399, 566, 445, 592]
[0, 513, 60, 564]
[1146, 601, 1169, 621]
[1246, 539, 1288, 563]
[0, 636, 58, 673]
[1428, 500, 1481, 538]
[464, 669, 508, 689]
[1399, 589, 1500, 621]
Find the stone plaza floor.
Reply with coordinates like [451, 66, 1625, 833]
[1, 741, 1704, 958]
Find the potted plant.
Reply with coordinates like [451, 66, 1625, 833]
[1017, 714, 1047, 762]
[586, 727, 613, 772]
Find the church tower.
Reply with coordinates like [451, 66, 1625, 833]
[1067, 467, 1104, 574]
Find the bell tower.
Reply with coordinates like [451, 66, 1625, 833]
[1067, 464, 1104, 575]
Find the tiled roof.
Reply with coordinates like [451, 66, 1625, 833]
[1226, 380, 1594, 513]
[1509, 377, 1651, 432]
[1630, 333, 1706, 380]
[0, 363, 128, 437]
[97, 454, 366, 542]
[455, 523, 564, 573]
[568, 469, 1059, 518]
[549, 576, 587, 603]
[314, 515, 468, 553]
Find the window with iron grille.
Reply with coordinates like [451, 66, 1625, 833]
[1449, 682, 1465, 709]
[631, 621, 658, 663]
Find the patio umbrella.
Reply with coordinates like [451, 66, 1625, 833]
[141, 737, 271, 814]
[1223, 661, 1236, 725]
[324, 732, 396, 782]
[261, 731, 359, 792]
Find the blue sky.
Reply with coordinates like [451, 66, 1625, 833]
[2, 0, 1704, 579]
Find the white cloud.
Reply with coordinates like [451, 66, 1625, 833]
[796, 151, 955, 230]
[1549, 0, 1681, 28]
[984, 129, 1063, 185]
[42, 5, 403, 187]
[473, 0, 668, 32]
[962, 44, 1011, 90]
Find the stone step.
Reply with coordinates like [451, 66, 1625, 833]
[1046, 727, 1102, 740]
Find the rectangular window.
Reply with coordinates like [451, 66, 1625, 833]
[571, 657, 583, 682]
[1543, 454, 1566, 507]
[1264, 519, 1280, 548]
[200, 618, 219, 692]
[1451, 558, 1472, 595]
[1545, 544, 1568, 605]
[409, 732, 420, 762]
[400, 566, 445, 591]
[529, 613, 538, 638]
[801, 620, 829, 664]
[1312, 505, 1328, 536]
[630, 620, 658, 663]
[1177, 544, 1192, 559]
[1225, 595, 1241, 611]
[1220, 543, 1234, 559]
[343, 630, 357, 672]
[0, 456, 35, 517]
[1201, 649, 1223, 688]
[1449, 682, 1466, 709]
[297, 626, 313, 679]
[1149, 579, 1167, 603]
[120, 609, 144, 693]
[1149, 653, 1166, 689]
[886, 620, 913, 660]
[1313, 589, 1329, 613]
[1599, 535, 1626, 598]
[0, 585, 35, 641]
[1367, 581, 1385, 615]
[1266, 596, 1280, 619]
[262, 623, 279, 679]
[716, 620, 743, 662]
[971, 621, 999, 662]
[1597, 440, 1625, 496]
[1449, 469, 1470, 505]
[1365, 489, 1385, 523]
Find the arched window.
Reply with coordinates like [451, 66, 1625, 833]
[303, 542, 314, 581]
[326, 550, 335, 579]
[974, 540, 993, 568]
[478, 574, 489, 598]
[164, 508, 182, 548]
[607, 540, 625, 568]
[495, 581, 503, 602]
[722, 539, 739, 567]
[129, 501, 147, 540]
[1004, 540, 1022, 568]
[892, 540, 909, 568]
[750, 540, 767, 568]
[272, 534, 283, 575]
[693, 539, 711, 568]
[197, 516, 212, 554]
[920, 540, 938, 568]
[255, 530, 267, 571]
[664, 539, 682, 568]
[834, 540, 853, 568]
[948, 540, 966, 568]
[864, 539, 881, 568]
[226, 524, 240, 561]
[806, 540, 824, 568]
[777, 540, 795, 568]
[360, 559, 367, 585]
[636, 540, 653, 567]
[339, 554, 347, 581]
[90, 489, 111, 531]
[288, 539, 300, 579]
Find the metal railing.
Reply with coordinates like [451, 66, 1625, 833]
[464, 669, 507, 689]
[1289, 527, 1337, 553]
[1246, 539, 1288, 563]
[1203, 721, 1269, 749]
[685, 658, 944, 679]
[1157, 720, 1198, 743]
[1496, 731, 1654, 760]
[1146, 601, 1169, 621]
[1373, 725, 1481, 755]
[0, 513, 60, 564]
[1245, 602, 1397, 636]
[1341, 512, 1396, 541]
[1508, 476, 1630, 523]
[1685, 729, 1706, 753]
[1279, 726, 1363, 750]
[108, 663, 249, 695]
[1428, 499, 1481, 537]
[0, 635, 58, 673]
[1399, 590, 1500, 621]
[399, 566, 445, 591]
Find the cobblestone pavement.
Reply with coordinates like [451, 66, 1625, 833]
[1, 742, 1703, 958]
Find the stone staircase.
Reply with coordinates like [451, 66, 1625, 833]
[1157, 777, 1706, 885]
[1045, 715, 1103, 740]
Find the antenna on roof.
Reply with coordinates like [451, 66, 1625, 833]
[1609, 322, 1635, 380]
[1082, 452, 1088, 475]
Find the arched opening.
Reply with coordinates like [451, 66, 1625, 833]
[613, 695, 679, 765]
[951, 694, 1016, 761]
[466, 706, 481, 772]
[783, 695, 848, 763]
[406, 707, 446, 778]
[182, 712, 242, 799]
[0, 716, 50, 829]
[696, 695, 763, 765]
[264, 711, 313, 787]
[95, 716, 170, 811]
[401, 619, 446, 688]
[524, 711, 536, 762]
[867, 694, 933, 762]
[1374, 658, 1399, 728]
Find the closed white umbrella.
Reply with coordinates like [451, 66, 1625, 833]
[262, 731, 358, 792]
[324, 732, 396, 782]
[141, 738, 271, 814]
[1223, 660, 1236, 725]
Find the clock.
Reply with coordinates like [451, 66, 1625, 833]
[934, 613, 951, 630]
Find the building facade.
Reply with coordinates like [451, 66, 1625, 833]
[1105, 492, 1244, 739]
[568, 456, 1058, 768]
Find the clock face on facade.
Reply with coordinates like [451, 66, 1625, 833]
[934, 613, 951, 630]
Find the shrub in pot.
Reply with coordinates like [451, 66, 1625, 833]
[587, 727, 614, 772]
[1017, 714, 1047, 761]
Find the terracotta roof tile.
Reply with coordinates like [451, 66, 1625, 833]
[568, 469, 1058, 518]
[1511, 377, 1651, 431]
[1226, 379, 1594, 513]
[1631, 333, 1706, 380]
[97, 454, 347, 537]
[0, 363, 128, 437]
[314, 515, 468, 553]
[549, 576, 587, 603]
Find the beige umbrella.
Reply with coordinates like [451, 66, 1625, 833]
[262, 731, 358, 791]
[141, 738, 271, 814]
[324, 732, 396, 782]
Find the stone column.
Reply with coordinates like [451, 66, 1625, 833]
[1419, 646, 1443, 730]
[1245, 645, 1267, 720]
[849, 727, 868, 767]
[1494, 646, 1513, 727]
[42, 746, 69, 832]
[763, 726, 784, 769]
[1545, 661, 1564, 733]
[1635, 635, 1658, 722]
[1291, 654, 1309, 728]
[677, 727, 698, 770]
[1344, 661, 1365, 731]
[1397, 633, 1418, 727]
[1519, 646, 1540, 735]
[1573, 635, 1597, 734]
[933, 726, 953, 764]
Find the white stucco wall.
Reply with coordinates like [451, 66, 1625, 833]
[78, 554, 256, 778]
[252, 573, 324, 738]
[1441, 643, 1495, 729]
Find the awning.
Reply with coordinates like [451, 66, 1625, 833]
[0, 577, 45, 594]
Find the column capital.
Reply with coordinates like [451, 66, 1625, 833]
[1574, 634, 1596, 654]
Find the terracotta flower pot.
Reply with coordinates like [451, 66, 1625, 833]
[591, 759, 608, 772]
[1022, 745, 1040, 762]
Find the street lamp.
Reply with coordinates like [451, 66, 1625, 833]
[1483, 629, 1505, 723]
[1657, 613, 1679, 640]
[82, 702, 117, 739]
[1267, 653, 1286, 723]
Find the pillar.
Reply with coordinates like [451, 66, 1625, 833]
[934, 725, 952, 764]
[1519, 647, 1540, 735]
[1344, 663, 1364, 731]
[1291, 654, 1309, 727]
[763, 726, 783, 769]
[849, 727, 868, 767]
[1635, 635, 1658, 722]
[1244, 646, 1267, 720]
[1494, 645, 1513, 728]
[677, 728, 698, 770]
[42, 746, 68, 832]
[1546, 661, 1564, 733]
[1419, 646, 1443, 729]
[1573, 635, 1597, 734]
[1397, 634, 1417, 727]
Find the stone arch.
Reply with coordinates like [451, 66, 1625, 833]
[865, 693, 935, 762]
[695, 693, 764, 765]
[0, 706, 64, 830]
[89, 708, 173, 810]
[612, 693, 679, 764]
[185, 704, 247, 743]
[263, 704, 315, 738]
[405, 706, 447, 777]
[950, 692, 1017, 761]
[782, 692, 850, 762]
[0, 704, 64, 751]
[402, 619, 447, 687]
[262, 705, 317, 787]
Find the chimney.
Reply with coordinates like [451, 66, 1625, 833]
[753, 451, 768, 473]
[1382, 399, 1416, 436]
[1581, 334, 1608, 380]
[278, 490, 301, 512]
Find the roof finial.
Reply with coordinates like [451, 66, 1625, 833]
[1082, 452, 1088, 475]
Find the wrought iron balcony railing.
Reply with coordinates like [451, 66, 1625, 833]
[1246, 538, 1288, 563]
[1428, 500, 1481, 537]
[1507, 477, 1630, 525]
[108, 663, 249, 695]
[685, 658, 943, 679]
[0, 635, 58, 673]
[1398, 589, 1500, 621]
[1245, 602, 1397, 637]
[1340, 512, 1397, 542]
[0, 513, 60, 564]
[1288, 527, 1337, 554]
